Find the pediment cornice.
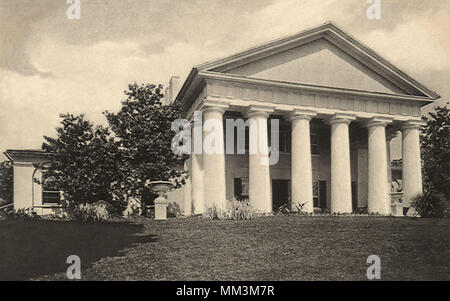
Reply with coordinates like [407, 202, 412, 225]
[178, 22, 440, 107]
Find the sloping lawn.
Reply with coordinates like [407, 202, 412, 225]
[1, 216, 449, 280]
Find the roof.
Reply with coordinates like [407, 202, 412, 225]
[177, 22, 440, 108]
[4, 149, 51, 162]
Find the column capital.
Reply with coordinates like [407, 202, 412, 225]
[289, 109, 317, 122]
[200, 100, 229, 115]
[402, 119, 426, 131]
[246, 105, 275, 119]
[328, 113, 356, 126]
[364, 116, 393, 128]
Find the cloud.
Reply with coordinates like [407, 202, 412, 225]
[0, 0, 449, 161]
[361, 10, 450, 74]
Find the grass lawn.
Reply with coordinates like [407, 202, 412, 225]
[1, 216, 449, 280]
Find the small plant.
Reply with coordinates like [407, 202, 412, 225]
[275, 203, 291, 215]
[410, 191, 448, 218]
[275, 202, 309, 216]
[5, 208, 39, 220]
[354, 207, 368, 215]
[203, 199, 258, 220]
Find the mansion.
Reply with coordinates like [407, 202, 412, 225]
[5, 23, 440, 216]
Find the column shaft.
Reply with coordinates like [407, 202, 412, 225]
[330, 115, 354, 213]
[248, 107, 273, 213]
[386, 138, 392, 190]
[191, 123, 204, 214]
[367, 119, 391, 215]
[290, 110, 316, 213]
[402, 121, 424, 206]
[202, 106, 227, 210]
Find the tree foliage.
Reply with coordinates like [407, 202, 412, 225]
[104, 83, 187, 205]
[41, 83, 186, 215]
[0, 160, 13, 204]
[421, 103, 450, 201]
[42, 113, 125, 214]
[410, 191, 447, 218]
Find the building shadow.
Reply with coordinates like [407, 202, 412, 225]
[0, 219, 157, 280]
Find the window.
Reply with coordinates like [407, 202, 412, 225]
[268, 128, 291, 153]
[313, 181, 327, 209]
[43, 191, 61, 204]
[234, 177, 249, 200]
[42, 173, 61, 204]
[278, 131, 291, 153]
[312, 181, 319, 207]
[311, 132, 319, 155]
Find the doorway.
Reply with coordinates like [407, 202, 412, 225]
[272, 179, 290, 211]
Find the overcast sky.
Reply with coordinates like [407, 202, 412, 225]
[0, 0, 449, 160]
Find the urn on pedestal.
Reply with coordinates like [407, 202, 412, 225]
[148, 181, 173, 221]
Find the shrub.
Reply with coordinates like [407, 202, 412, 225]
[66, 201, 113, 221]
[275, 203, 291, 215]
[275, 202, 309, 216]
[203, 199, 258, 220]
[410, 191, 448, 218]
[4, 208, 39, 221]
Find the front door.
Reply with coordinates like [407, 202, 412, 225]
[272, 180, 290, 211]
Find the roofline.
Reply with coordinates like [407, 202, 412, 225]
[189, 21, 439, 100]
[175, 67, 199, 108]
[326, 22, 440, 100]
[195, 22, 330, 70]
[4, 149, 51, 162]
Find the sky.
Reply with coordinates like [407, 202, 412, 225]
[0, 0, 449, 160]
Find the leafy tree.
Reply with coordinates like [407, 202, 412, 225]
[0, 160, 13, 205]
[42, 113, 126, 214]
[421, 103, 450, 201]
[104, 83, 187, 206]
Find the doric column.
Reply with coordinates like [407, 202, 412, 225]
[330, 113, 355, 213]
[247, 105, 274, 213]
[289, 109, 316, 213]
[366, 117, 392, 215]
[402, 120, 425, 206]
[202, 102, 229, 210]
[191, 120, 204, 214]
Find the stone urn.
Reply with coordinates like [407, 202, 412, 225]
[148, 181, 173, 220]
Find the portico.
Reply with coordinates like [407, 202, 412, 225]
[173, 23, 439, 216]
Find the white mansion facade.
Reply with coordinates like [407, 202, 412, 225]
[5, 23, 440, 216]
[166, 22, 439, 216]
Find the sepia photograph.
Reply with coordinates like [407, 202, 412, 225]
[0, 0, 449, 290]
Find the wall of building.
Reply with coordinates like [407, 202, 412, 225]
[224, 125, 333, 208]
[168, 119, 371, 214]
[13, 162, 43, 211]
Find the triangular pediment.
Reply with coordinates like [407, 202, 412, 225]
[194, 22, 439, 100]
[222, 38, 406, 95]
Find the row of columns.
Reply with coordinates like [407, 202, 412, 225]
[189, 104, 424, 215]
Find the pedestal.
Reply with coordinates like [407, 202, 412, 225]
[154, 197, 168, 221]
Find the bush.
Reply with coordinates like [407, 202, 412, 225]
[203, 199, 258, 220]
[66, 201, 113, 221]
[275, 202, 309, 216]
[4, 208, 39, 221]
[410, 191, 448, 218]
